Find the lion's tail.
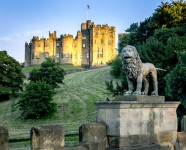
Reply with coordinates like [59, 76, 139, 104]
[156, 68, 167, 71]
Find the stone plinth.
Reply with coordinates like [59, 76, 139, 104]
[79, 123, 107, 150]
[31, 125, 64, 150]
[0, 126, 9, 150]
[95, 96, 179, 149]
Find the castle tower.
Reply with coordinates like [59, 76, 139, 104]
[24, 42, 32, 67]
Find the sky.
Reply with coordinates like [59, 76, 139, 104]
[0, 0, 170, 62]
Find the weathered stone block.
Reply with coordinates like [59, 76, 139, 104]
[0, 126, 8, 150]
[65, 146, 88, 150]
[106, 143, 172, 150]
[79, 123, 107, 149]
[31, 125, 64, 150]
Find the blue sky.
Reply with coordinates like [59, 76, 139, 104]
[0, 0, 169, 62]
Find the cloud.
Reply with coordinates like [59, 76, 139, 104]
[0, 36, 14, 42]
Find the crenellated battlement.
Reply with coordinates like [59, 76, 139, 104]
[62, 34, 73, 39]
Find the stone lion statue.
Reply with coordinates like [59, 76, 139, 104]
[121, 45, 158, 95]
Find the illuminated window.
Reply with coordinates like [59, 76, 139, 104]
[82, 36, 86, 40]
[83, 44, 86, 47]
[66, 54, 69, 58]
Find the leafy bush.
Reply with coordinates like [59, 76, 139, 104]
[17, 81, 56, 119]
[106, 56, 128, 96]
[109, 56, 123, 79]
[29, 58, 64, 89]
[105, 80, 127, 96]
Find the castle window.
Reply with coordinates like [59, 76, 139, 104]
[38, 43, 41, 47]
[82, 36, 86, 40]
[101, 39, 104, 44]
[56, 54, 59, 57]
[66, 54, 69, 58]
[56, 43, 60, 46]
[108, 40, 112, 45]
[83, 44, 86, 47]
[87, 54, 89, 58]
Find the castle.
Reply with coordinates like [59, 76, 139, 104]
[25, 20, 116, 67]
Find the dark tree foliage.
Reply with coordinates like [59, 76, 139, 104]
[165, 51, 186, 102]
[105, 80, 127, 96]
[29, 58, 64, 89]
[110, 0, 186, 99]
[17, 81, 56, 119]
[0, 51, 25, 100]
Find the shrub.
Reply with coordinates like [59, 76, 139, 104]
[17, 81, 56, 119]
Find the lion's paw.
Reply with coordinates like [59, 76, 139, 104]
[141, 92, 146, 95]
[133, 91, 141, 95]
[124, 91, 133, 95]
[151, 91, 158, 95]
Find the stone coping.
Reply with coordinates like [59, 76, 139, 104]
[95, 101, 180, 108]
[115, 95, 165, 103]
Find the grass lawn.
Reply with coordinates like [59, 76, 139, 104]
[22, 64, 83, 71]
[0, 67, 116, 149]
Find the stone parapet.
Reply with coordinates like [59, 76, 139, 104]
[31, 125, 64, 150]
[0, 126, 9, 150]
[79, 123, 107, 150]
[95, 96, 179, 149]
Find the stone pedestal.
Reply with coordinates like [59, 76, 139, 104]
[95, 96, 179, 149]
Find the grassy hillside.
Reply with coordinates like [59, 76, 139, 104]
[22, 64, 83, 71]
[0, 67, 115, 149]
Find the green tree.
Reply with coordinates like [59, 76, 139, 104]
[0, 51, 25, 100]
[17, 81, 56, 119]
[29, 58, 64, 89]
[165, 51, 186, 103]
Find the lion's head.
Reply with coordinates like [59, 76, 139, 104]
[121, 45, 142, 79]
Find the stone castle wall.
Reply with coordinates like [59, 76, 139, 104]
[25, 20, 116, 67]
